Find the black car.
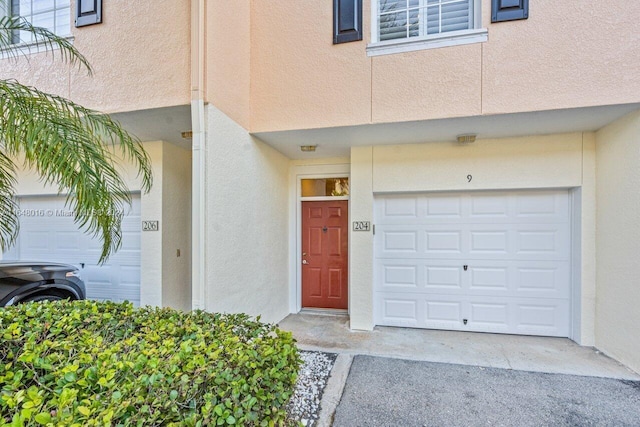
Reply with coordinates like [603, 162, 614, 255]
[0, 261, 86, 306]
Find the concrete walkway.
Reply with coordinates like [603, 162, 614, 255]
[279, 313, 640, 380]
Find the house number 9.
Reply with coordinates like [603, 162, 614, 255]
[467, 174, 473, 182]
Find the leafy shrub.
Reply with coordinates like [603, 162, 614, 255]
[0, 301, 300, 426]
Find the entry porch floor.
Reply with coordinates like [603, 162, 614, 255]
[278, 312, 639, 380]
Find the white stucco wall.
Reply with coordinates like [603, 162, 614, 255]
[205, 106, 290, 323]
[161, 142, 192, 311]
[349, 133, 597, 345]
[350, 147, 375, 330]
[139, 142, 164, 307]
[579, 134, 597, 346]
[595, 110, 640, 374]
[372, 135, 583, 192]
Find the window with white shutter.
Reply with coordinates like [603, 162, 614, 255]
[369, 0, 487, 56]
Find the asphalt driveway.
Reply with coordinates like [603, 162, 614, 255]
[333, 356, 640, 427]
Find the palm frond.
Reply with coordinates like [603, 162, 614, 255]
[0, 150, 19, 250]
[0, 80, 153, 263]
[0, 14, 92, 74]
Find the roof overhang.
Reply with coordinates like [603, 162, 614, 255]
[253, 103, 640, 159]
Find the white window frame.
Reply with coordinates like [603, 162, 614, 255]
[4, 0, 73, 45]
[1, 0, 73, 58]
[368, 0, 487, 57]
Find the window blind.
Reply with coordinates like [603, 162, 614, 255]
[379, 0, 471, 41]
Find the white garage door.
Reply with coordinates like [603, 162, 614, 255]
[374, 190, 571, 337]
[7, 195, 141, 306]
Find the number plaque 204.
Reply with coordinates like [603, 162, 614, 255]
[353, 221, 371, 232]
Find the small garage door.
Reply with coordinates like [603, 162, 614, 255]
[7, 195, 141, 306]
[374, 190, 571, 337]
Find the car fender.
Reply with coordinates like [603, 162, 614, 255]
[0, 279, 84, 306]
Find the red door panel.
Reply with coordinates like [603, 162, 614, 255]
[302, 201, 348, 309]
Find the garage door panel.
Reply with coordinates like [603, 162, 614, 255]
[425, 264, 463, 290]
[469, 301, 510, 332]
[469, 194, 510, 219]
[377, 259, 464, 293]
[382, 230, 419, 253]
[377, 259, 570, 299]
[380, 264, 420, 290]
[469, 265, 508, 291]
[375, 291, 570, 336]
[23, 231, 49, 251]
[85, 280, 113, 301]
[515, 225, 570, 260]
[516, 300, 570, 336]
[377, 225, 462, 259]
[469, 229, 509, 255]
[515, 191, 570, 222]
[374, 189, 572, 338]
[426, 230, 463, 254]
[424, 194, 464, 219]
[378, 297, 420, 327]
[54, 231, 80, 250]
[425, 299, 462, 328]
[378, 196, 419, 219]
[88, 282, 139, 304]
[378, 224, 569, 261]
[516, 262, 570, 298]
[10, 195, 141, 306]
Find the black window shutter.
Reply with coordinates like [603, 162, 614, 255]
[75, 0, 102, 28]
[491, 0, 528, 23]
[334, 0, 363, 44]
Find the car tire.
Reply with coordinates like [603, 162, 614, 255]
[20, 294, 65, 303]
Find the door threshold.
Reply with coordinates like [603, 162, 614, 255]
[300, 308, 349, 316]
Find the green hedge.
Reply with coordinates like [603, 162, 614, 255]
[0, 301, 300, 426]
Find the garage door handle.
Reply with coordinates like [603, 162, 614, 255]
[80, 263, 85, 269]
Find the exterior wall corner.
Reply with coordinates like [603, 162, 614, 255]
[349, 146, 375, 330]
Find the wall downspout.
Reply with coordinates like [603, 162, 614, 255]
[191, 0, 206, 310]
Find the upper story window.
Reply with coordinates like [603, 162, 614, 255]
[10, 0, 71, 44]
[378, 0, 472, 41]
[369, 0, 487, 56]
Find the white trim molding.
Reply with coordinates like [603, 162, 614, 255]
[288, 164, 351, 314]
[367, 28, 487, 57]
[0, 36, 75, 60]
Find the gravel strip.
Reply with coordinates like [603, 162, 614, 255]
[286, 351, 338, 426]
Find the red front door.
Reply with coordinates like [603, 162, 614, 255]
[302, 201, 348, 309]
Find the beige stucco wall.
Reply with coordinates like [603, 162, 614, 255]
[206, 0, 250, 129]
[481, 1, 640, 116]
[4, 1, 637, 130]
[349, 133, 597, 345]
[1, 0, 191, 114]
[250, 0, 372, 132]
[594, 111, 640, 374]
[246, 0, 640, 132]
[204, 106, 290, 323]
